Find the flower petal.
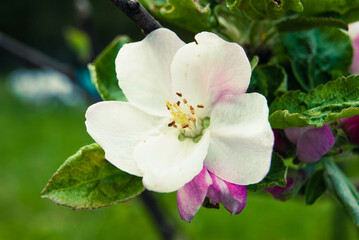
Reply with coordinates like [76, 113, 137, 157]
[205, 93, 274, 185]
[134, 131, 211, 192]
[341, 116, 359, 145]
[171, 31, 251, 114]
[85, 101, 164, 176]
[208, 172, 247, 215]
[266, 177, 294, 201]
[284, 126, 312, 145]
[115, 28, 185, 116]
[296, 125, 335, 163]
[177, 167, 212, 223]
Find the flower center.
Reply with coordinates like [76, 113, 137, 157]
[166, 92, 210, 142]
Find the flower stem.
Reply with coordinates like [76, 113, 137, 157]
[109, 0, 161, 35]
[140, 191, 176, 240]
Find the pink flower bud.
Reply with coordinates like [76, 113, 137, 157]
[341, 116, 359, 145]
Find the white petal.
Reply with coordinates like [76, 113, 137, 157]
[85, 101, 165, 176]
[116, 28, 185, 116]
[134, 131, 211, 193]
[348, 22, 359, 40]
[205, 93, 274, 185]
[171, 31, 251, 115]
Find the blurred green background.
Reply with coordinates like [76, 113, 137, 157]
[1, 0, 359, 239]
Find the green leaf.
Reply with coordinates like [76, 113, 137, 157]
[41, 144, 144, 209]
[300, 0, 359, 23]
[241, 0, 303, 20]
[250, 56, 259, 71]
[139, 0, 213, 33]
[269, 75, 359, 129]
[305, 169, 327, 205]
[247, 153, 288, 191]
[64, 27, 92, 63]
[323, 158, 359, 226]
[88, 36, 131, 101]
[226, 0, 244, 10]
[280, 27, 352, 91]
[276, 17, 348, 33]
[248, 64, 287, 103]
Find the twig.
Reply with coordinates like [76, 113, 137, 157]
[110, 0, 161, 34]
[0, 32, 75, 80]
[140, 191, 176, 240]
[0, 31, 94, 102]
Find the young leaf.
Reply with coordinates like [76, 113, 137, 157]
[300, 0, 359, 23]
[305, 169, 327, 205]
[139, 0, 213, 33]
[226, 0, 244, 10]
[41, 144, 144, 209]
[280, 27, 352, 91]
[241, 0, 303, 20]
[269, 75, 359, 129]
[276, 17, 348, 33]
[247, 153, 288, 192]
[250, 56, 259, 71]
[322, 158, 359, 226]
[88, 36, 131, 101]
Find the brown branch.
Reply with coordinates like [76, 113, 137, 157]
[110, 0, 162, 34]
[0, 31, 94, 103]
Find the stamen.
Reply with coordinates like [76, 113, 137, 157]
[176, 92, 183, 97]
[183, 99, 188, 104]
[177, 101, 181, 106]
[168, 121, 175, 127]
[190, 105, 195, 115]
[197, 104, 204, 108]
[182, 124, 189, 128]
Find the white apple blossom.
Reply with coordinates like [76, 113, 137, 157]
[85, 28, 274, 194]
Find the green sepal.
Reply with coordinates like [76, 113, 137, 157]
[88, 36, 131, 101]
[279, 27, 352, 91]
[247, 153, 288, 192]
[322, 158, 359, 227]
[41, 144, 144, 209]
[305, 169, 327, 205]
[269, 75, 359, 129]
[276, 17, 348, 33]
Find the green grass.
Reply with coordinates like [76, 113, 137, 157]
[0, 83, 358, 240]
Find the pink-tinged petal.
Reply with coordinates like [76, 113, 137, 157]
[171, 31, 251, 115]
[205, 93, 274, 185]
[284, 126, 312, 145]
[208, 172, 247, 215]
[349, 22, 359, 74]
[116, 28, 185, 116]
[341, 116, 359, 145]
[177, 167, 213, 223]
[296, 125, 335, 163]
[266, 177, 294, 201]
[351, 36, 359, 74]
